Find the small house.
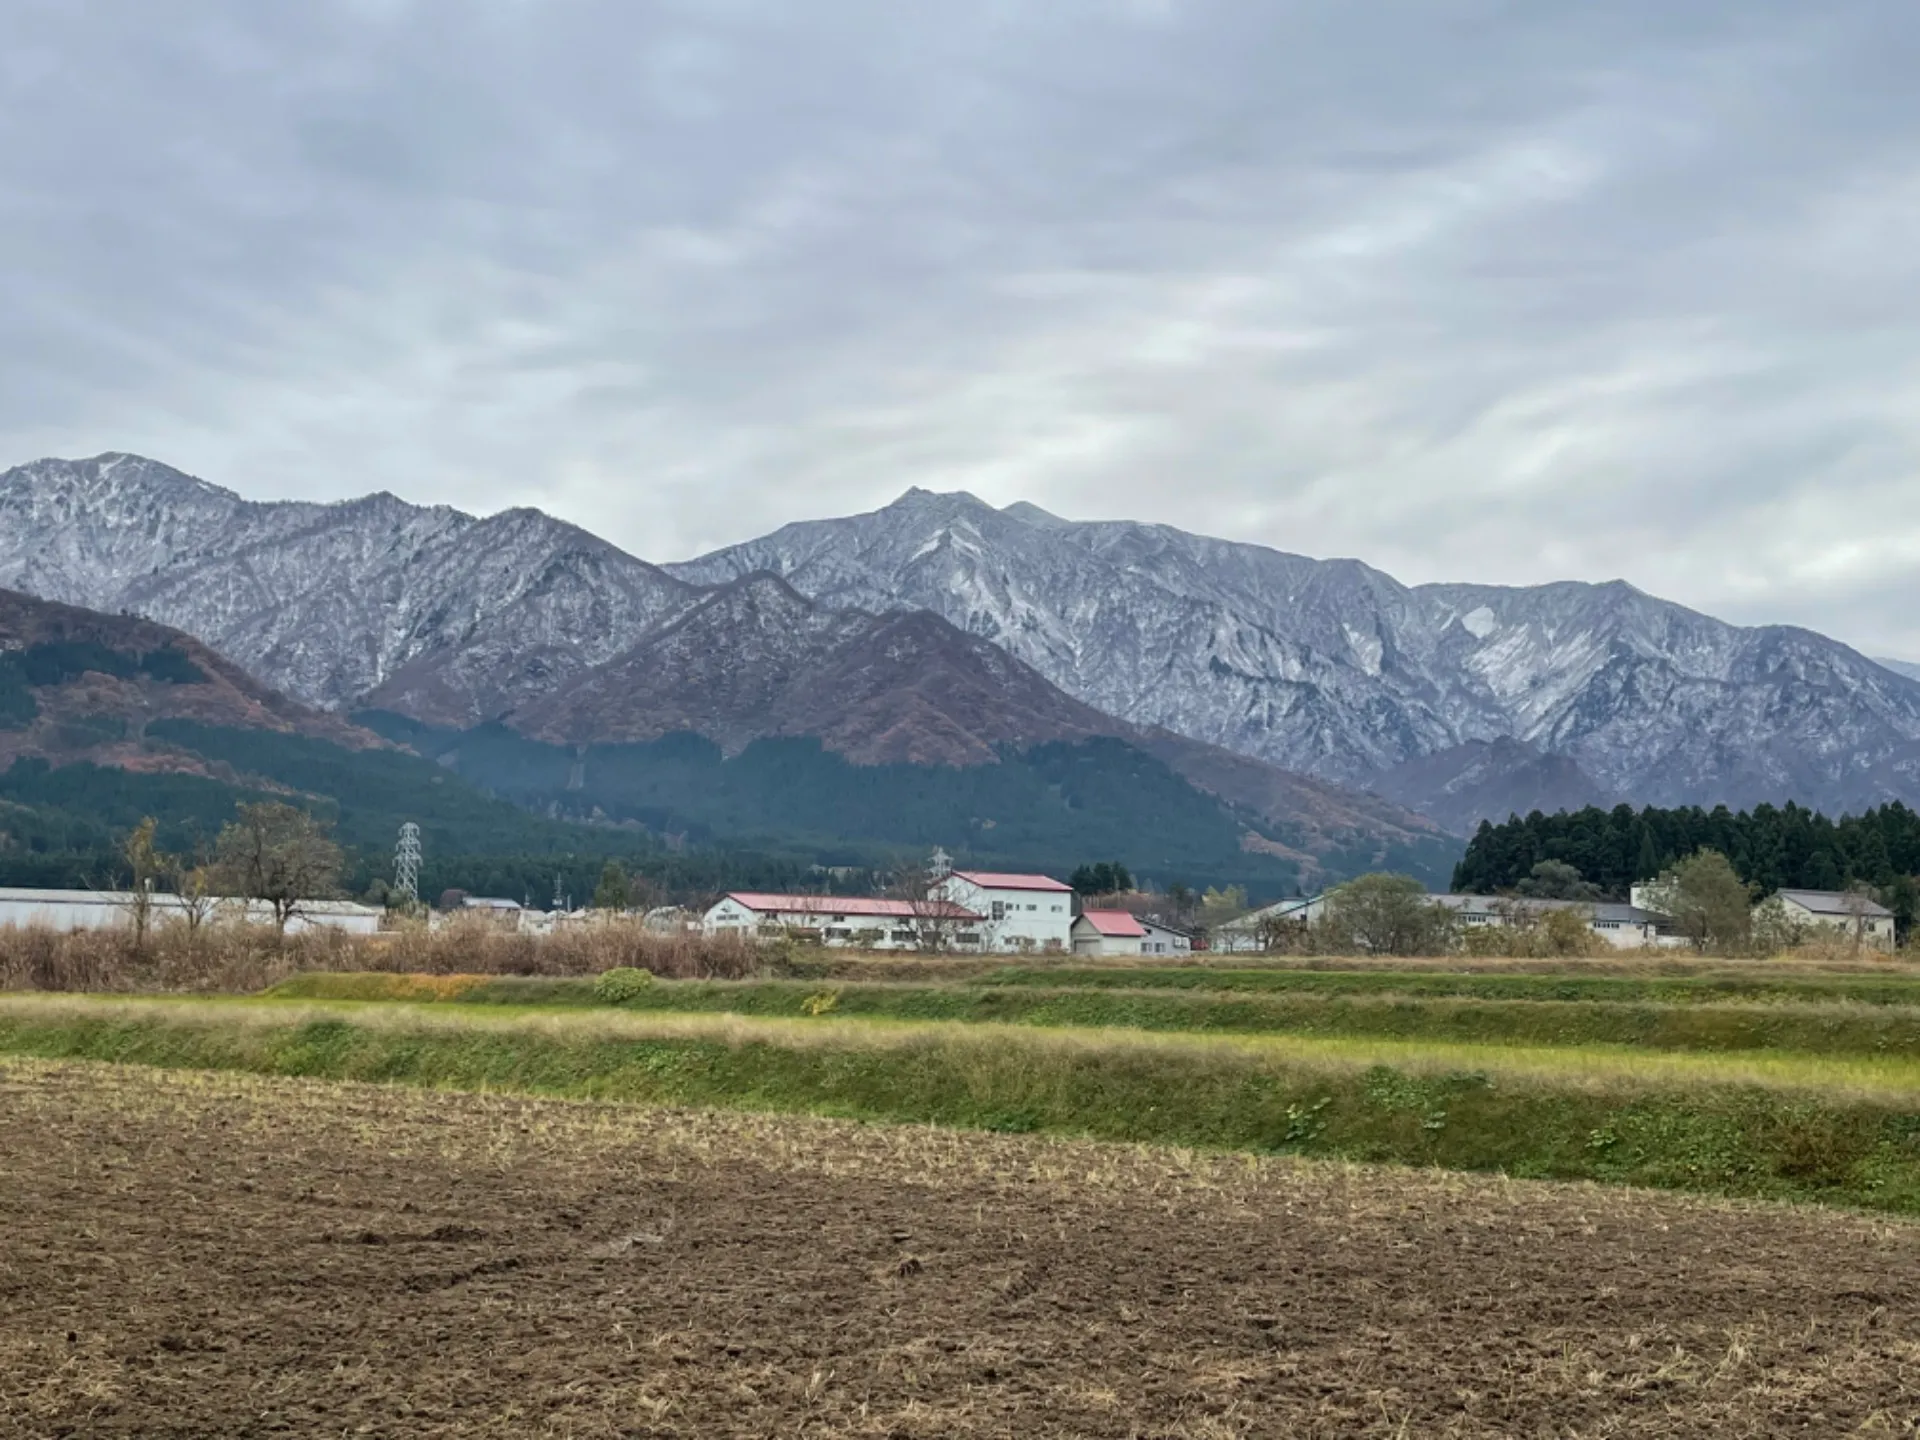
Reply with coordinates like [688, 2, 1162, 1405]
[1071, 909, 1146, 957]
[1138, 917, 1193, 956]
[1211, 895, 1324, 953]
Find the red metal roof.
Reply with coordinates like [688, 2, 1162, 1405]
[947, 871, 1073, 893]
[1077, 909, 1146, 937]
[721, 893, 981, 921]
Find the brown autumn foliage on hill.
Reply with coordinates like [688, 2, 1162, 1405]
[0, 587, 383, 778]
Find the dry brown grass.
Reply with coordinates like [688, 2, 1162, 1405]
[7, 909, 1919, 998]
[0, 915, 762, 994]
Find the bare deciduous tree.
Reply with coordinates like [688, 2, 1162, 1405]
[118, 817, 164, 954]
[167, 839, 223, 951]
[214, 803, 343, 936]
[1316, 873, 1457, 956]
[885, 858, 991, 953]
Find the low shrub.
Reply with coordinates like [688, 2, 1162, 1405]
[593, 967, 656, 1004]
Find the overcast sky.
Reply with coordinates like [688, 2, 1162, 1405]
[5, 2, 1918, 653]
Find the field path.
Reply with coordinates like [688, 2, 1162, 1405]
[2, 1058, 1916, 1438]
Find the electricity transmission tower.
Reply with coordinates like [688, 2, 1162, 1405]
[394, 822, 422, 905]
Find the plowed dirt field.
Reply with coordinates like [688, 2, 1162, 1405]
[1, 1059, 1915, 1438]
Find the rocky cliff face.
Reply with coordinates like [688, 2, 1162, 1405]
[670, 488, 1920, 821]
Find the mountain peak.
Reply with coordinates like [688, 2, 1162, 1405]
[887, 486, 995, 516]
[9, 449, 1919, 829]
[0, 454, 694, 721]
[8, 452, 243, 505]
[1000, 500, 1071, 529]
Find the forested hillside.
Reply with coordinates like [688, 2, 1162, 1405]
[1453, 802, 1920, 897]
[0, 726, 819, 902]
[355, 713, 1421, 894]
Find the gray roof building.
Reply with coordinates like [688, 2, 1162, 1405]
[1774, 889, 1893, 918]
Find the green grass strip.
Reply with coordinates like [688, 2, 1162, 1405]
[5, 994, 1920, 1215]
[270, 972, 1920, 1059]
[977, 965, 1920, 1007]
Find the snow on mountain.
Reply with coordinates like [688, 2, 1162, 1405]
[0, 454, 696, 723]
[10, 454, 1920, 829]
[669, 488, 1920, 820]
[0, 455, 1451, 870]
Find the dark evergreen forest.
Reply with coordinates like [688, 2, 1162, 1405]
[1453, 801, 1920, 899]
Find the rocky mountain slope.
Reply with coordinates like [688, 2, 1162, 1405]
[1367, 738, 1617, 836]
[0, 457, 1448, 878]
[501, 571, 1447, 862]
[672, 489, 1920, 822]
[14, 453, 1918, 834]
[0, 454, 695, 719]
[509, 573, 1113, 765]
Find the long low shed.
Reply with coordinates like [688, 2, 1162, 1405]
[0, 888, 383, 935]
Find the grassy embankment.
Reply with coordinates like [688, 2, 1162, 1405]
[271, 970, 1920, 1057]
[4, 991, 1920, 1215]
[979, 964, 1920, 1006]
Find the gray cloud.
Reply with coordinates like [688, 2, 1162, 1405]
[4, 1, 1918, 652]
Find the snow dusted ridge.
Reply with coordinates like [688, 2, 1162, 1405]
[7, 455, 1920, 823]
[669, 487, 1920, 817]
[0, 454, 696, 722]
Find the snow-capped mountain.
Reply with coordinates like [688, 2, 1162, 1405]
[670, 488, 1920, 819]
[10, 454, 1920, 830]
[0, 456, 1450, 875]
[0, 454, 696, 720]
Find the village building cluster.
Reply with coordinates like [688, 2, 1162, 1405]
[0, 847, 1895, 955]
[1210, 886, 1896, 953]
[700, 853, 1195, 956]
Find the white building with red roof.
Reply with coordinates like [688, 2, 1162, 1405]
[1071, 908, 1146, 957]
[702, 892, 983, 950]
[930, 870, 1074, 953]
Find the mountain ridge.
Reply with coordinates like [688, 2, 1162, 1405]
[0, 458, 1452, 881]
[9, 452, 1918, 834]
[670, 487, 1920, 822]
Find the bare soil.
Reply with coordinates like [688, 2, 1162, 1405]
[1, 1060, 1915, 1438]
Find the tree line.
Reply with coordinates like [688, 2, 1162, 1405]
[1452, 801, 1920, 898]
